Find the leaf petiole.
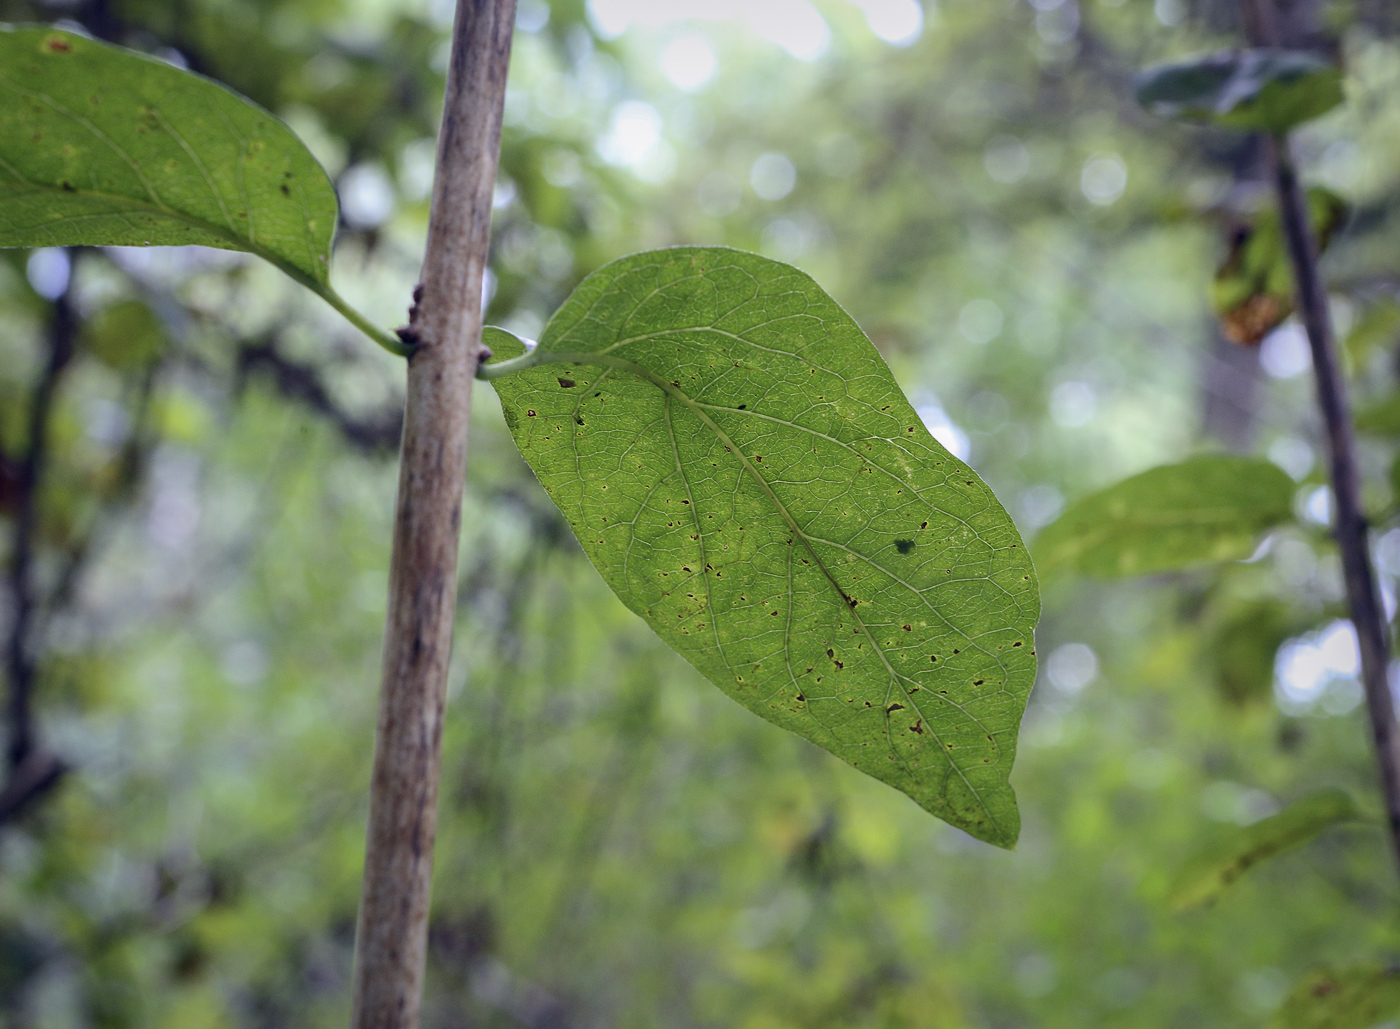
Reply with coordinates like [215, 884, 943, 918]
[306, 282, 415, 358]
[475, 347, 541, 379]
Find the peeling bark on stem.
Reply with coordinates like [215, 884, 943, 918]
[350, 2, 516, 1026]
[1243, 0, 1400, 880]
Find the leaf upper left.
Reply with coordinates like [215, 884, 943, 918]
[0, 24, 336, 289]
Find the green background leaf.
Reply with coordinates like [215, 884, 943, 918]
[485, 247, 1040, 847]
[1135, 49, 1344, 134]
[1210, 599, 1302, 707]
[1344, 299, 1400, 370]
[80, 298, 165, 369]
[1272, 966, 1400, 1029]
[1034, 455, 1296, 579]
[1169, 789, 1359, 910]
[0, 24, 335, 288]
[1355, 393, 1400, 436]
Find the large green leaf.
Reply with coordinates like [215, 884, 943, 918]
[0, 24, 401, 353]
[1135, 48, 1344, 134]
[482, 247, 1039, 847]
[1273, 966, 1400, 1029]
[1169, 789, 1359, 910]
[1034, 456, 1296, 579]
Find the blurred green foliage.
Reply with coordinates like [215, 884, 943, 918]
[3, 0, 1400, 1026]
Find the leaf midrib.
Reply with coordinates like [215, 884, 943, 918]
[536, 348, 1006, 835]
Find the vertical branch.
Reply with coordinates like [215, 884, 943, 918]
[350, 1, 516, 1026]
[1246, 0, 1400, 874]
[1, 273, 75, 824]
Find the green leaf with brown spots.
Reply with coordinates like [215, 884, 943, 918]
[1272, 966, 1400, 1029]
[0, 24, 402, 354]
[1033, 455, 1296, 580]
[481, 247, 1040, 847]
[1168, 789, 1360, 911]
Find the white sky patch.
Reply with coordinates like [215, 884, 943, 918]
[597, 100, 663, 167]
[1047, 643, 1097, 694]
[482, 268, 497, 310]
[1080, 152, 1127, 206]
[26, 248, 70, 300]
[958, 298, 1003, 344]
[1377, 528, 1400, 577]
[1049, 380, 1096, 427]
[588, 0, 830, 61]
[984, 135, 1031, 185]
[916, 400, 970, 462]
[1299, 485, 1332, 528]
[515, 0, 551, 33]
[493, 178, 518, 210]
[1275, 620, 1360, 712]
[1260, 322, 1311, 378]
[750, 152, 797, 201]
[1017, 484, 1064, 530]
[398, 138, 437, 201]
[661, 32, 717, 91]
[848, 0, 924, 46]
[1267, 436, 1313, 481]
[338, 163, 396, 228]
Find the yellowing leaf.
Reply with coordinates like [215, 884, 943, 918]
[1211, 189, 1347, 347]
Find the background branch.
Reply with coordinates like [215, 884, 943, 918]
[1, 263, 77, 823]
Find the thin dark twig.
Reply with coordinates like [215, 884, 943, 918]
[0, 749, 65, 825]
[2, 266, 78, 820]
[1246, 0, 1400, 876]
[236, 340, 403, 455]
